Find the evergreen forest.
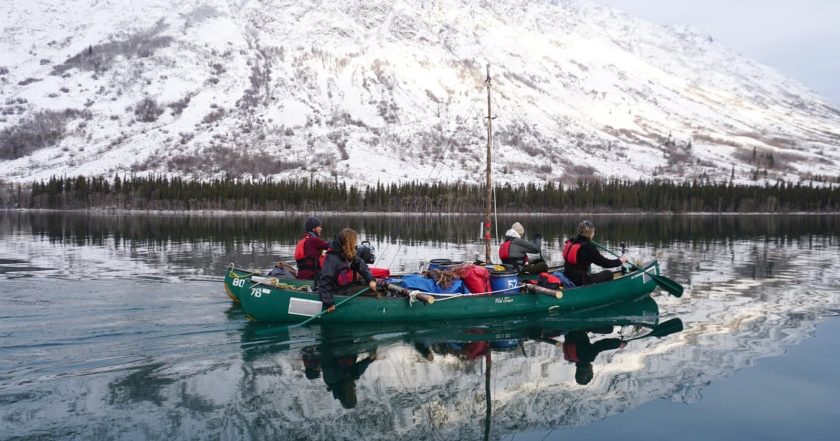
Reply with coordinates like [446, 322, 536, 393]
[1, 175, 836, 213]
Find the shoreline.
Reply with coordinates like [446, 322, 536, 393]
[3, 208, 840, 217]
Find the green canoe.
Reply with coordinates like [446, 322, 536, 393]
[238, 294, 667, 361]
[223, 261, 662, 323]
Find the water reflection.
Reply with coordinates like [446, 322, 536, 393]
[232, 296, 676, 438]
[1, 211, 837, 280]
[1, 213, 839, 440]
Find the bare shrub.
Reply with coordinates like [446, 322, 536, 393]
[237, 60, 267, 110]
[52, 21, 173, 74]
[18, 78, 41, 86]
[168, 95, 191, 116]
[0, 67, 9, 75]
[377, 99, 398, 123]
[202, 107, 225, 124]
[0, 109, 82, 159]
[157, 145, 304, 177]
[559, 164, 598, 185]
[210, 63, 226, 75]
[692, 132, 742, 148]
[134, 97, 164, 122]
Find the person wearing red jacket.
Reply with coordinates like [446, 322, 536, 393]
[294, 217, 330, 280]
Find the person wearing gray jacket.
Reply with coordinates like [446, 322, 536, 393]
[498, 222, 548, 274]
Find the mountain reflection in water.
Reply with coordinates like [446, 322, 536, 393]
[1, 212, 838, 440]
[234, 296, 679, 439]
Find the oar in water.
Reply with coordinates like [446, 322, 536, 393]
[625, 318, 684, 341]
[289, 286, 370, 328]
[591, 240, 684, 297]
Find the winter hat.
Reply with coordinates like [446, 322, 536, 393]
[505, 228, 521, 239]
[305, 217, 322, 232]
[511, 222, 525, 237]
[577, 220, 595, 237]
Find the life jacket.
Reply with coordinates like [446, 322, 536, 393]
[295, 233, 321, 270]
[499, 239, 529, 264]
[562, 239, 582, 265]
[562, 341, 579, 363]
[538, 272, 562, 290]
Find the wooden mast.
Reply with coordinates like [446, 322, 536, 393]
[483, 64, 493, 263]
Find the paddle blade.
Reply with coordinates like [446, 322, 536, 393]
[651, 273, 684, 297]
[649, 318, 684, 338]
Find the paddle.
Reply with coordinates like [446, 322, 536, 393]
[591, 240, 684, 297]
[290, 286, 370, 328]
[625, 318, 684, 341]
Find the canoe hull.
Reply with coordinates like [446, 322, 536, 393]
[224, 261, 662, 323]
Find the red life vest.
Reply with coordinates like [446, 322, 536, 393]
[499, 239, 528, 264]
[295, 233, 323, 271]
[562, 341, 579, 362]
[294, 234, 308, 260]
[337, 267, 355, 286]
[499, 240, 512, 260]
[563, 240, 582, 265]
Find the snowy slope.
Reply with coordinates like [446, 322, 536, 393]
[1, 0, 838, 186]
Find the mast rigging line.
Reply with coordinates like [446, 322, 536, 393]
[426, 90, 486, 184]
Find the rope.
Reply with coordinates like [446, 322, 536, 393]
[427, 91, 485, 183]
[408, 290, 420, 306]
[426, 284, 529, 302]
[250, 276, 312, 292]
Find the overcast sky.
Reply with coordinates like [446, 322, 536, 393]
[596, 0, 840, 107]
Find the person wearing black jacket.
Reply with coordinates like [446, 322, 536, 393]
[317, 228, 377, 312]
[563, 220, 628, 286]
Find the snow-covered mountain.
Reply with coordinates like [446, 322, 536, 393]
[1, 0, 838, 186]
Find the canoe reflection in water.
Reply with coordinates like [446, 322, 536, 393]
[238, 295, 684, 438]
[302, 345, 377, 409]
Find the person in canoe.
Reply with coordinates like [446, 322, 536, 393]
[499, 221, 548, 274]
[563, 220, 628, 286]
[295, 216, 330, 280]
[318, 227, 378, 312]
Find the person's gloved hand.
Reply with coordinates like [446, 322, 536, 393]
[533, 233, 543, 240]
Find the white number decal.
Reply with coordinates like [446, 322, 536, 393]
[250, 288, 270, 298]
[232, 279, 245, 288]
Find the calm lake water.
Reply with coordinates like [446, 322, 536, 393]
[1, 212, 838, 440]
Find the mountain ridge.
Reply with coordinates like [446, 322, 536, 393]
[1, 0, 838, 186]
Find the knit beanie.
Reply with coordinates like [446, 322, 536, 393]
[511, 222, 525, 237]
[305, 217, 322, 232]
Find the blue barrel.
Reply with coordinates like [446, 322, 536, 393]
[490, 339, 520, 351]
[489, 268, 519, 295]
[428, 259, 464, 271]
[428, 259, 452, 271]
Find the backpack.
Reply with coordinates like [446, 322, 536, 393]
[538, 272, 562, 290]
